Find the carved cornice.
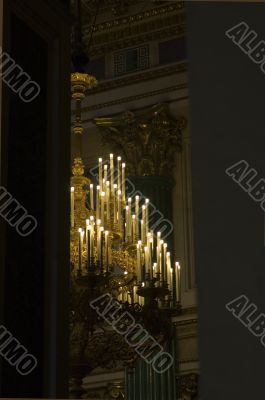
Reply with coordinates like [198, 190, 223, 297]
[90, 25, 186, 57]
[94, 103, 186, 177]
[85, 62, 188, 95]
[80, 84, 188, 116]
[83, 3, 185, 35]
[82, 3, 186, 56]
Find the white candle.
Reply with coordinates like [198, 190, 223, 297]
[141, 219, 144, 244]
[117, 156, 121, 193]
[142, 205, 146, 244]
[99, 226, 104, 267]
[122, 162, 126, 202]
[110, 154, 114, 195]
[105, 231, 109, 270]
[96, 185, 100, 221]
[145, 199, 149, 236]
[113, 184, 117, 224]
[149, 238, 153, 279]
[163, 243, 167, 283]
[99, 158, 103, 191]
[128, 198, 132, 241]
[176, 262, 181, 303]
[101, 192, 105, 225]
[157, 232, 161, 274]
[90, 184, 94, 210]
[78, 228, 82, 271]
[79, 228, 84, 272]
[135, 195, 139, 239]
[144, 246, 148, 280]
[125, 205, 129, 241]
[104, 165, 108, 192]
[106, 181, 110, 221]
[90, 216, 94, 260]
[70, 187, 75, 228]
[86, 221, 91, 269]
[132, 214, 136, 242]
[167, 252, 172, 290]
[137, 241, 142, 282]
[96, 220, 101, 263]
[117, 190, 122, 229]
[160, 240, 164, 282]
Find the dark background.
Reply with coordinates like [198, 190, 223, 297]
[187, 2, 265, 399]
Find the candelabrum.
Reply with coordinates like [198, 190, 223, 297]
[69, 73, 181, 384]
[70, 154, 182, 310]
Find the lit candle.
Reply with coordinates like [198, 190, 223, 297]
[78, 228, 84, 273]
[176, 262, 181, 303]
[105, 230, 109, 271]
[90, 216, 94, 261]
[135, 195, 139, 239]
[104, 165, 108, 192]
[125, 205, 129, 241]
[153, 263, 157, 276]
[141, 219, 144, 244]
[144, 246, 148, 280]
[100, 226, 104, 269]
[101, 192, 105, 225]
[132, 214, 136, 242]
[99, 158, 103, 191]
[167, 252, 172, 290]
[117, 190, 122, 229]
[86, 222, 91, 271]
[128, 198, 132, 241]
[110, 154, 114, 195]
[122, 162, 126, 202]
[117, 156, 121, 193]
[89, 184, 94, 211]
[160, 240, 164, 283]
[156, 232, 161, 274]
[145, 199, 149, 236]
[96, 219, 101, 264]
[106, 181, 110, 222]
[163, 243, 167, 283]
[96, 185, 100, 221]
[142, 205, 146, 243]
[70, 187, 75, 228]
[113, 184, 117, 224]
[137, 241, 142, 282]
[149, 236, 153, 279]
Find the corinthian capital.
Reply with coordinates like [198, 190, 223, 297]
[94, 103, 186, 177]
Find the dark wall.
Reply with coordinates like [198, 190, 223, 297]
[187, 3, 265, 400]
[0, 0, 71, 397]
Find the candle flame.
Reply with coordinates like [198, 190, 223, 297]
[71, 187, 74, 192]
[110, 154, 113, 159]
[99, 158, 102, 162]
[90, 184, 93, 189]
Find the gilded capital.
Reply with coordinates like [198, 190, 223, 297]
[94, 104, 186, 177]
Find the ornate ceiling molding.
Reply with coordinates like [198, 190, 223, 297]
[83, 2, 185, 35]
[81, 2, 186, 57]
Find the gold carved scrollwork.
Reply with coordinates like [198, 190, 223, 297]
[95, 104, 187, 177]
